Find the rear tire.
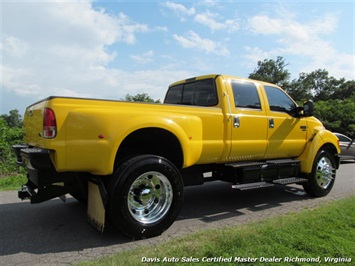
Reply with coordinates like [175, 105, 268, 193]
[303, 149, 336, 197]
[108, 155, 184, 239]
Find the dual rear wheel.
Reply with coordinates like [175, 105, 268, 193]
[107, 155, 184, 239]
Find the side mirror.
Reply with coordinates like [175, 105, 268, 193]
[303, 100, 314, 117]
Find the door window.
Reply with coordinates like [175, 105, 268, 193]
[231, 81, 261, 110]
[264, 86, 296, 114]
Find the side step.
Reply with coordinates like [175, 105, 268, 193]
[232, 177, 308, 190]
[227, 159, 300, 168]
[232, 182, 274, 190]
[226, 162, 267, 168]
[272, 177, 308, 185]
[266, 159, 300, 165]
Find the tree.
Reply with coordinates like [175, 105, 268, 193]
[0, 117, 23, 175]
[333, 80, 355, 100]
[286, 75, 313, 103]
[0, 110, 24, 175]
[248, 56, 291, 88]
[295, 70, 336, 101]
[0, 109, 23, 128]
[287, 70, 354, 103]
[314, 96, 355, 137]
[122, 93, 161, 103]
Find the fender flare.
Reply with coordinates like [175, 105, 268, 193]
[297, 130, 340, 173]
[110, 114, 204, 172]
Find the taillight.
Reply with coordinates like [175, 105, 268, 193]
[43, 108, 57, 138]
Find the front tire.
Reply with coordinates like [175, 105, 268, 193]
[303, 149, 337, 197]
[108, 155, 184, 239]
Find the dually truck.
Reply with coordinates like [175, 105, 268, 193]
[13, 74, 340, 239]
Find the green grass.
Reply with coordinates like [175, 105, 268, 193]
[79, 196, 355, 266]
[0, 173, 26, 191]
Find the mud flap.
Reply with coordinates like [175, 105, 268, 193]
[87, 178, 107, 233]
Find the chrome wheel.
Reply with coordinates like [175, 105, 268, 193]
[315, 156, 335, 189]
[108, 155, 183, 239]
[128, 171, 173, 224]
[303, 149, 337, 197]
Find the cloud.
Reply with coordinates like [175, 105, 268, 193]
[131, 50, 155, 64]
[1, 35, 29, 58]
[163, 1, 238, 33]
[163, 1, 196, 21]
[0, 0, 162, 103]
[197, 0, 220, 7]
[243, 46, 272, 68]
[246, 12, 353, 79]
[194, 11, 239, 33]
[173, 30, 229, 56]
[248, 13, 337, 41]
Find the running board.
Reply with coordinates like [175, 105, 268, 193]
[272, 177, 308, 185]
[266, 159, 300, 165]
[232, 182, 274, 190]
[227, 159, 300, 168]
[232, 177, 308, 190]
[226, 162, 267, 168]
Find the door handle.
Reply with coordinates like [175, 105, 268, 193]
[234, 116, 240, 128]
[269, 118, 274, 128]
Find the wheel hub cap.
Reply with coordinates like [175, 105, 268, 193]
[316, 156, 335, 189]
[128, 171, 173, 224]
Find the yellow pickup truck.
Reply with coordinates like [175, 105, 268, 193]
[13, 74, 340, 239]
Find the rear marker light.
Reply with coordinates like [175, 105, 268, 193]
[43, 108, 57, 138]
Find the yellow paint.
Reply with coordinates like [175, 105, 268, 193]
[22, 74, 339, 176]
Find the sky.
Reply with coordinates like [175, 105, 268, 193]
[1, 0, 354, 115]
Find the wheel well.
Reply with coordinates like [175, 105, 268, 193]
[115, 128, 183, 169]
[321, 143, 340, 168]
[321, 143, 338, 155]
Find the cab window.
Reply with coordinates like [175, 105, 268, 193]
[231, 80, 261, 109]
[264, 86, 296, 114]
[164, 84, 183, 104]
[165, 78, 218, 106]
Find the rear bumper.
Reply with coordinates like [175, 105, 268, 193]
[12, 144, 29, 166]
[12, 144, 53, 186]
[12, 144, 74, 203]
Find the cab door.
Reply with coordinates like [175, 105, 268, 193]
[263, 85, 307, 159]
[228, 80, 268, 161]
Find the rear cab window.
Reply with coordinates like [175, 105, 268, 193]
[165, 78, 218, 107]
[231, 80, 262, 110]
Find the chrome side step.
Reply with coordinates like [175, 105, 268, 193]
[272, 177, 308, 185]
[226, 162, 267, 168]
[232, 177, 308, 190]
[232, 182, 275, 190]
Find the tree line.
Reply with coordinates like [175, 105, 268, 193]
[1, 56, 354, 176]
[0, 110, 23, 176]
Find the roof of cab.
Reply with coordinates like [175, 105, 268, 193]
[168, 74, 281, 88]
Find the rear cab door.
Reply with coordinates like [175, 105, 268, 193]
[227, 79, 269, 161]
